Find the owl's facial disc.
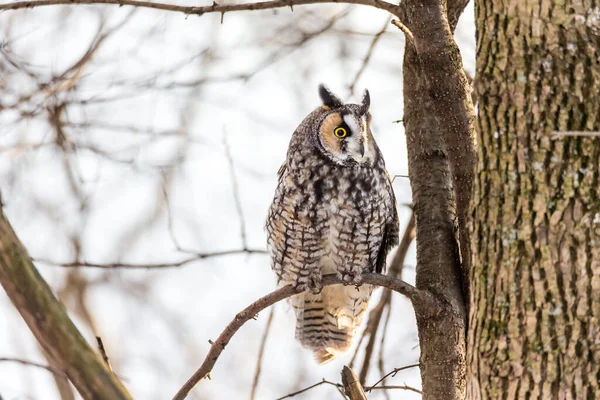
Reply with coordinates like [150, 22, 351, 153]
[318, 112, 375, 165]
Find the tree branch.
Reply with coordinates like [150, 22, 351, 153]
[33, 248, 267, 269]
[349, 16, 391, 94]
[0, 357, 67, 377]
[368, 385, 422, 394]
[274, 364, 421, 400]
[365, 363, 420, 391]
[249, 307, 275, 400]
[0, 209, 132, 399]
[275, 379, 345, 400]
[172, 273, 433, 400]
[0, 0, 401, 17]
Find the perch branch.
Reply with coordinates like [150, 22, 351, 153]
[172, 273, 433, 400]
[0, 0, 401, 17]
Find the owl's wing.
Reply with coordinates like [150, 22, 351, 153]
[375, 171, 401, 274]
[375, 227, 389, 274]
[277, 162, 287, 181]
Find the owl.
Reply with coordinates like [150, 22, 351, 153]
[266, 85, 399, 363]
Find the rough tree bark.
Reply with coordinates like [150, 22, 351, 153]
[467, 0, 600, 398]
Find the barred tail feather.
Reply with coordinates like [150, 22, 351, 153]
[292, 284, 373, 364]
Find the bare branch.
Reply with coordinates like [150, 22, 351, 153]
[365, 363, 420, 391]
[391, 19, 414, 44]
[376, 303, 392, 400]
[223, 129, 248, 249]
[249, 307, 275, 400]
[368, 385, 422, 394]
[0, 0, 402, 17]
[33, 249, 268, 269]
[0, 357, 67, 377]
[275, 379, 345, 400]
[357, 211, 415, 384]
[172, 273, 432, 400]
[274, 364, 421, 400]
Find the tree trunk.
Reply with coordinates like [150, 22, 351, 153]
[400, 0, 473, 398]
[467, 0, 600, 398]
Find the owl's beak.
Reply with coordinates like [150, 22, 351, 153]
[359, 140, 365, 158]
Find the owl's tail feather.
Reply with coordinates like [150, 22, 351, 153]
[292, 284, 372, 364]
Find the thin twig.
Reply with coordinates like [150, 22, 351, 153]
[349, 16, 391, 94]
[0, 357, 67, 377]
[368, 385, 422, 394]
[33, 249, 268, 269]
[161, 174, 188, 253]
[172, 273, 431, 400]
[276, 365, 421, 400]
[275, 379, 344, 400]
[223, 129, 248, 249]
[357, 211, 415, 384]
[391, 19, 414, 44]
[365, 363, 420, 391]
[249, 308, 275, 400]
[96, 337, 113, 372]
[0, 0, 402, 17]
[376, 303, 392, 400]
[391, 174, 409, 183]
[348, 324, 368, 369]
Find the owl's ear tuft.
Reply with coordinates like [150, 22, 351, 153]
[360, 89, 370, 115]
[319, 84, 344, 109]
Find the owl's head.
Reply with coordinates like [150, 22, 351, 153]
[310, 84, 376, 166]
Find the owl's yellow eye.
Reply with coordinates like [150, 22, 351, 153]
[334, 127, 348, 138]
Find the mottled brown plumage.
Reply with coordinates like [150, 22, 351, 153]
[266, 85, 399, 363]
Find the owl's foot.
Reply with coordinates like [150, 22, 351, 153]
[293, 274, 323, 294]
[340, 270, 363, 286]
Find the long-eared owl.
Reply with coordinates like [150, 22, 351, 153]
[266, 85, 399, 363]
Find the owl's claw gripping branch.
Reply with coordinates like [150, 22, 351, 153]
[172, 273, 435, 400]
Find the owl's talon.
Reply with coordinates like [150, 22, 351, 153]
[293, 275, 323, 294]
[308, 275, 323, 294]
[340, 271, 363, 286]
